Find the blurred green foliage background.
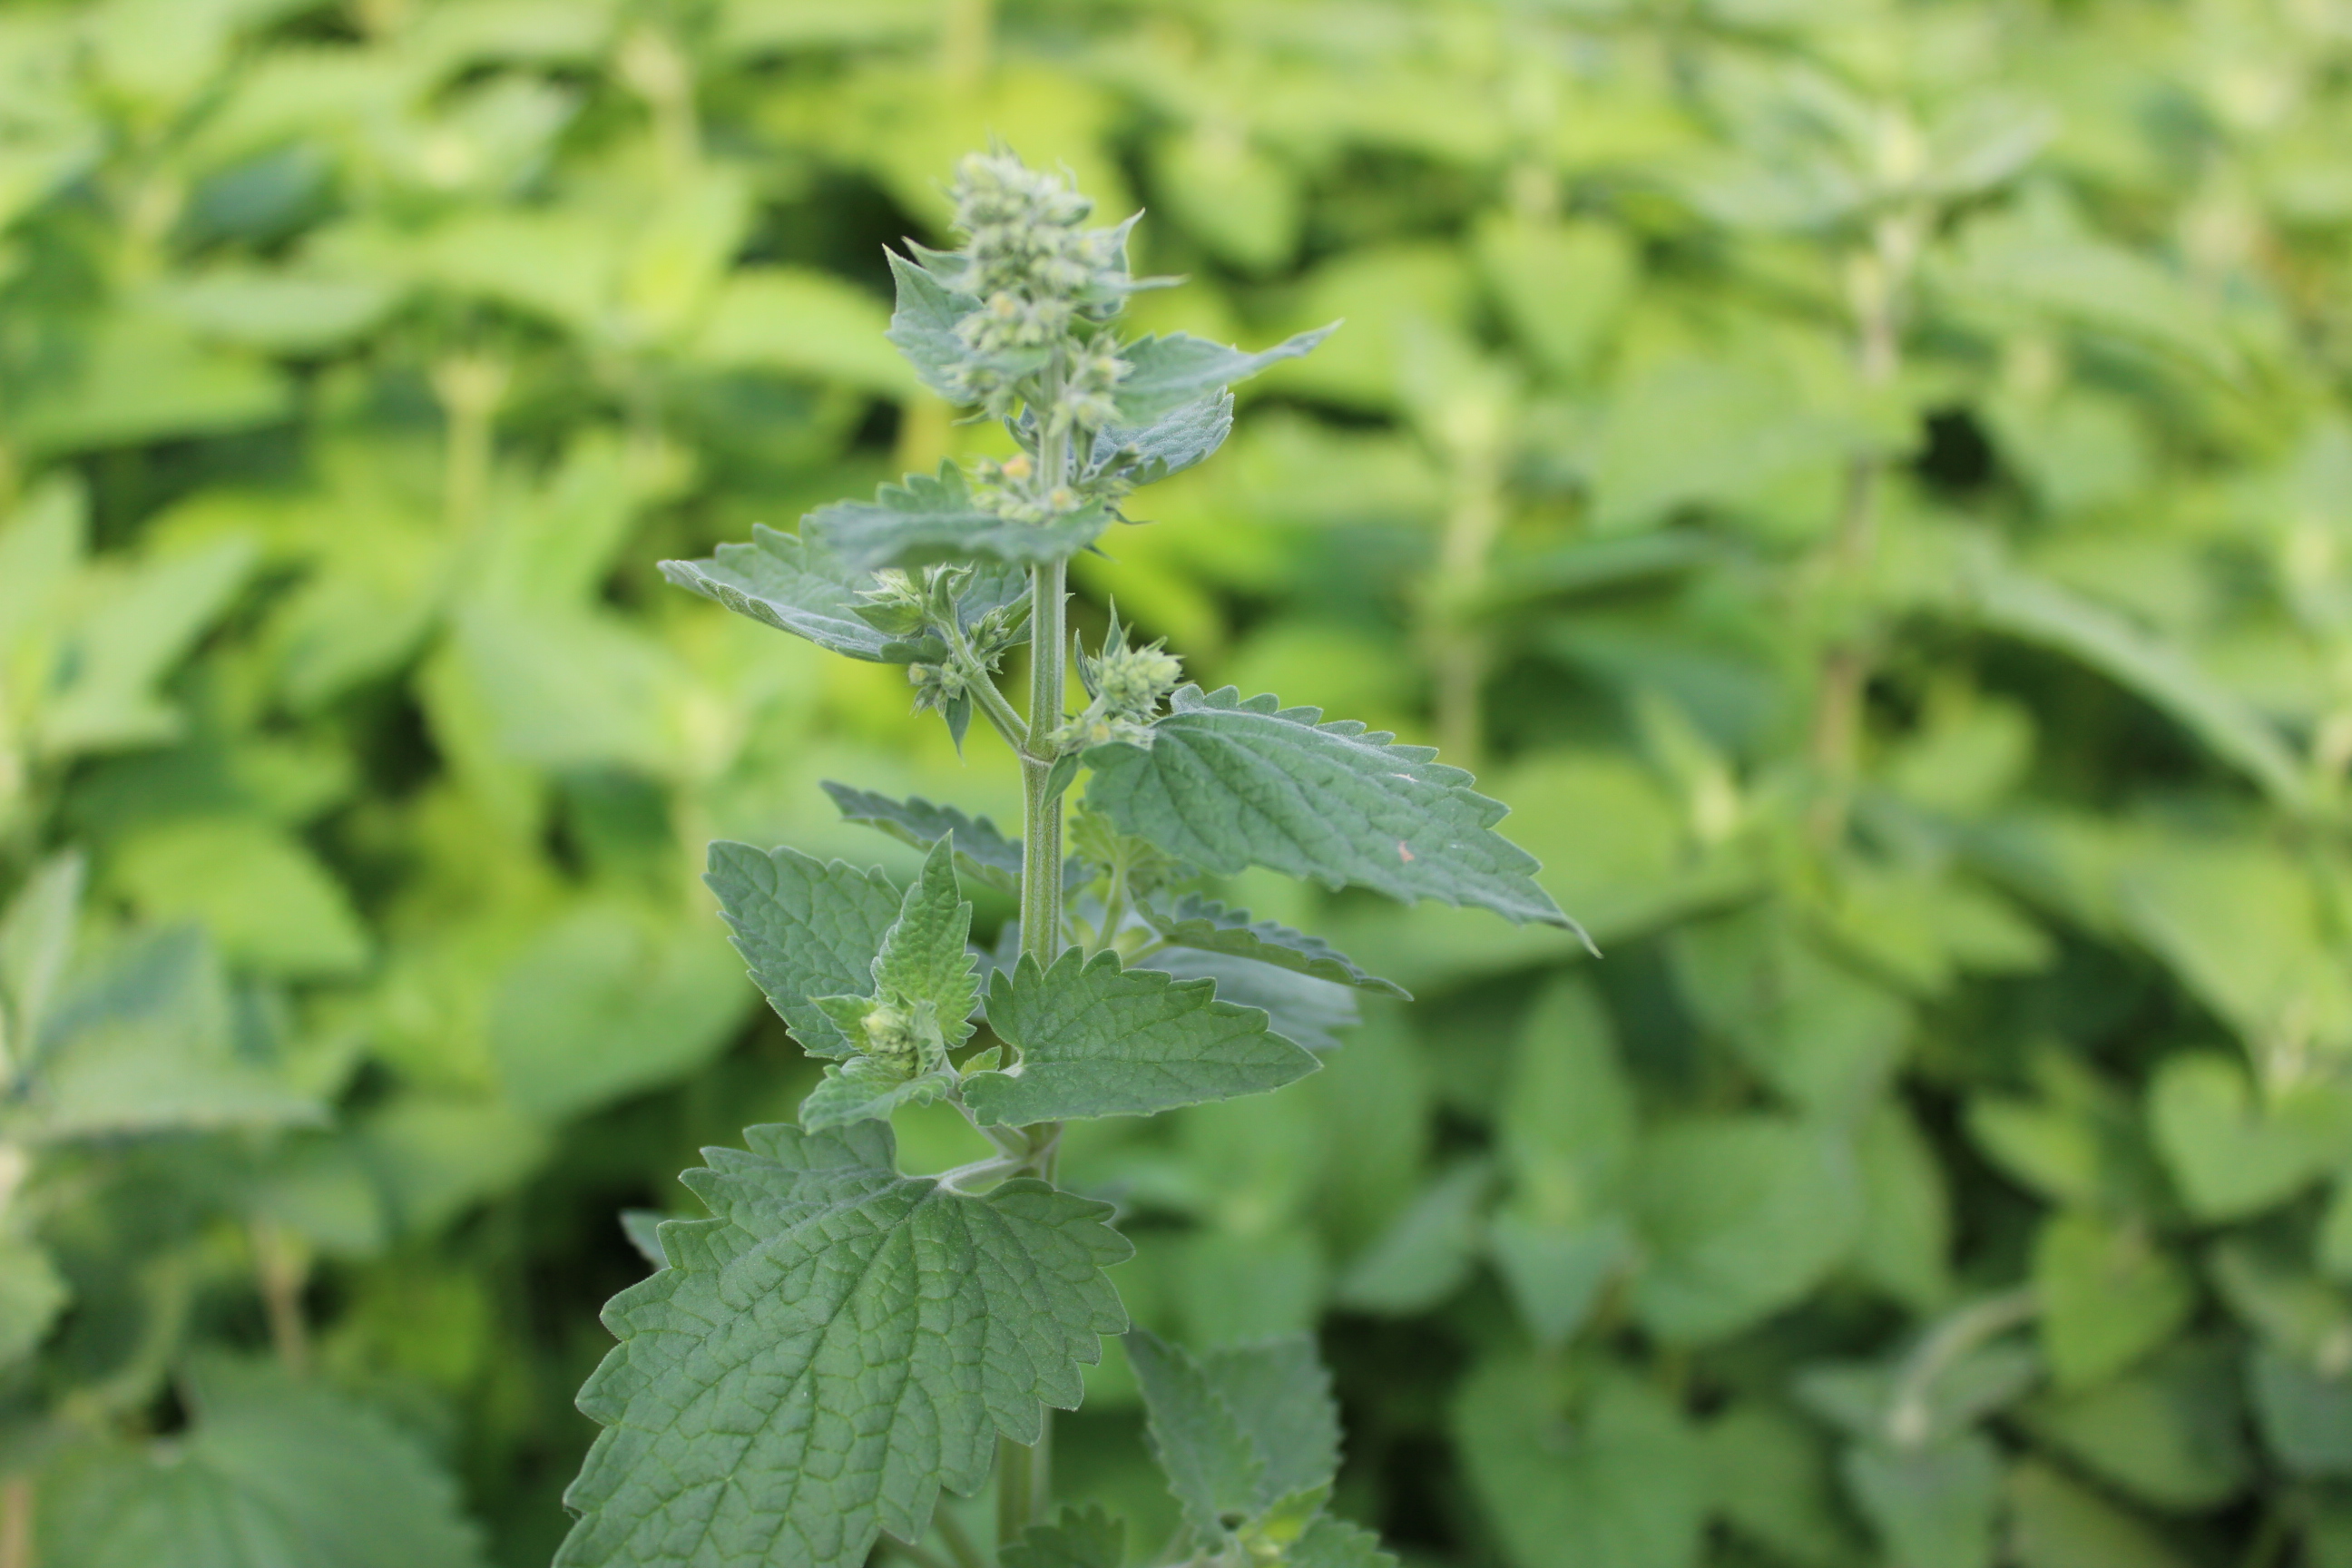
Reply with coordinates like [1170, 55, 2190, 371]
[6, 0, 2352, 1565]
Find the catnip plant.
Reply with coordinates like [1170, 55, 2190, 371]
[554, 151, 1581, 1568]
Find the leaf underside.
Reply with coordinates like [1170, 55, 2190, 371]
[1112, 328, 1337, 424]
[1141, 894, 1408, 998]
[1084, 395, 1234, 489]
[808, 464, 1109, 573]
[870, 838, 979, 1041]
[704, 842, 900, 1058]
[1125, 1329, 1343, 1537]
[658, 530, 919, 664]
[559, 1122, 1131, 1568]
[1085, 686, 1581, 935]
[41, 1355, 490, 1568]
[1002, 1505, 1126, 1568]
[966, 946, 1319, 1125]
[821, 782, 1085, 896]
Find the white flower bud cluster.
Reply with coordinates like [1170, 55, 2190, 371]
[859, 1000, 933, 1070]
[1054, 618, 1183, 751]
[942, 152, 1132, 435]
[906, 658, 969, 717]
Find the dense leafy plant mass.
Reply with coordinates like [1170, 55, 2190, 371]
[7, 3, 2352, 1568]
[554, 149, 1564, 1568]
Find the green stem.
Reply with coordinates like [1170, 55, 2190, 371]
[936, 1505, 989, 1568]
[1000, 404, 1073, 1548]
[1807, 213, 1915, 846]
[881, 1538, 954, 1568]
[0, 1475, 29, 1568]
[1884, 1286, 2039, 1448]
[941, 615, 1029, 757]
[995, 1427, 1036, 1551]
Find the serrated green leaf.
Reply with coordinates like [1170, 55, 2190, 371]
[871, 838, 978, 1039]
[1139, 895, 1407, 998]
[1336, 1158, 1490, 1315]
[558, 1122, 1131, 1568]
[822, 781, 1028, 893]
[1700, 1402, 1860, 1568]
[1841, 1436, 2001, 1568]
[620, 1210, 672, 1271]
[1454, 1355, 1705, 1568]
[1002, 1505, 1125, 1568]
[1145, 947, 1360, 1054]
[2034, 1210, 2195, 1387]
[2016, 1340, 2251, 1511]
[1124, 1328, 1341, 1542]
[705, 841, 902, 1058]
[1631, 1115, 1862, 1345]
[799, 1057, 956, 1130]
[885, 250, 1045, 403]
[1206, 1337, 1343, 1506]
[2249, 1347, 2352, 1475]
[1112, 327, 1336, 424]
[39, 1355, 491, 1568]
[1125, 1328, 1266, 1536]
[2006, 1458, 2190, 1568]
[1084, 395, 1234, 489]
[1289, 1517, 1395, 1568]
[1083, 686, 1575, 932]
[2148, 1051, 2342, 1220]
[808, 463, 1110, 573]
[661, 527, 1024, 663]
[18, 927, 323, 1141]
[0, 849, 84, 1070]
[0, 1234, 68, 1368]
[1967, 564, 2306, 810]
[1489, 1213, 1633, 1348]
[966, 947, 1318, 1125]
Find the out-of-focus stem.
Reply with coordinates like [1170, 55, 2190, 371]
[1808, 211, 1917, 844]
[1430, 448, 1504, 767]
[251, 1220, 311, 1375]
[1884, 1287, 2039, 1448]
[1, 1475, 31, 1568]
[935, 1506, 987, 1568]
[1000, 383, 1073, 1547]
[430, 353, 508, 537]
[939, 0, 994, 90]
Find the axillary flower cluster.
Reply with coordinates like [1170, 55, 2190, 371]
[943, 151, 1136, 436]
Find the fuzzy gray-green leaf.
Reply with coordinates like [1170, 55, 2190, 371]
[885, 250, 1046, 402]
[40, 1355, 491, 1568]
[822, 782, 1026, 893]
[871, 838, 977, 1041]
[657, 527, 919, 662]
[660, 529, 1025, 664]
[1140, 894, 1408, 998]
[1112, 327, 1336, 424]
[559, 1122, 1130, 1568]
[704, 842, 899, 1058]
[1085, 395, 1234, 488]
[1200, 1337, 1344, 1505]
[799, 1058, 956, 1130]
[966, 947, 1318, 1126]
[1002, 1505, 1126, 1568]
[1125, 1328, 1266, 1537]
[1289, 1518, 1397, 1568]
[1085, 686, 1579, 934]
[809, 464, 1110, 573]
